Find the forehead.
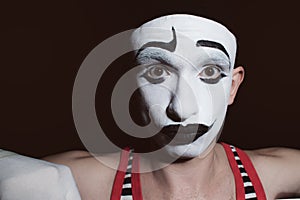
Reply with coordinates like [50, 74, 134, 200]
[131, 14, 237, 68]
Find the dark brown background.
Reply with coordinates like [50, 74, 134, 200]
[1, 0, 299, 158]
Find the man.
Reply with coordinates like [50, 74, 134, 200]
[1, 14, 300, 200]
[45, 14, 300, 199]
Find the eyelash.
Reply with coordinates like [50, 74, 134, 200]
[141, 64, 171, 84]
[141, 63, 227, 85]
[198, 64, 227, 84]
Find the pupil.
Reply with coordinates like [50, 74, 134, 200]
[205, 68, 214, 76]
[153, 67, 163, 76]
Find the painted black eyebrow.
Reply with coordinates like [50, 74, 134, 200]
[196, 40, 230, 59]
[136, 27, 177, 58]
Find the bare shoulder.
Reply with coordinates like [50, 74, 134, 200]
[245, 147, 300, 199]
[43, 150, 121, 200]
[43, 150, 92, 162]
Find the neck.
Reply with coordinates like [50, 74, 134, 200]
[156, 145, 218, 186]
[140, 143, 223, 198]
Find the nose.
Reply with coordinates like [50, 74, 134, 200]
[166, 78, 199, 122]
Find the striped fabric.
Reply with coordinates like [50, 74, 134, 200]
[229, 145, 258, 200]
[120, 150, 134, 200]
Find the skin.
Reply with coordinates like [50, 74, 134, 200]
[43, 66, 300, 199]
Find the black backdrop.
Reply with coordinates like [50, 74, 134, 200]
[1, 0, 299, 158]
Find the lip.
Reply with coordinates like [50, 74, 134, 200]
[160, 123, 214, 145]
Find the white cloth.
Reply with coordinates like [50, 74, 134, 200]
[0, 149, 81, 200]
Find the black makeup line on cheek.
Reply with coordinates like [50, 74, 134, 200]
[141, 75, 165, 84]
[200, 73, 227, 84]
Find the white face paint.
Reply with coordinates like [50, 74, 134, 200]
[131, 14, 237, 158]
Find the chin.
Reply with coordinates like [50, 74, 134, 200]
[163, 134, 218, 160]
[164, 142, 206, 159]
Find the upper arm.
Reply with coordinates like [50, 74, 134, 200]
[275, 148, 300, 197]
[250, 148, 300, 199]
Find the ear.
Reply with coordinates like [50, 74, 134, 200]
[228, 66, 245, 105]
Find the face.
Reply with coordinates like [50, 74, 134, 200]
[131, 14, 237, 158]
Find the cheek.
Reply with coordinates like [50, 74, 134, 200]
[136, 71, 177, 108]
[138, 85, 172, 127]
[189, 78, 231, 124]
[209, 78, 232, 118]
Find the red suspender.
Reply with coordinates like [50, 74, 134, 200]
[132, 153, 143, 200]
[110, 148, 130, 200]
[222, 143, 246, 200]
[236, 147, 266, 200]
[221, 143, 267, 200]
[110, 149, 143, 200]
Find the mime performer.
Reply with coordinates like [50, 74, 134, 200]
[1, 14, 300, 200]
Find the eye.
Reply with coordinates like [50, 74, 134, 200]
[142, 64, 171, 84]
[198, 64, 226, 84]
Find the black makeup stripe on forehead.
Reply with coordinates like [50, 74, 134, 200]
[196, 40, 230, 59]
[136, 27, 177, 57]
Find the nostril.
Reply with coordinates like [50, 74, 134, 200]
[166, 104, 183, 122]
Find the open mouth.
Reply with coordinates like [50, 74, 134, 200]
[160, 123, 214, 145]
